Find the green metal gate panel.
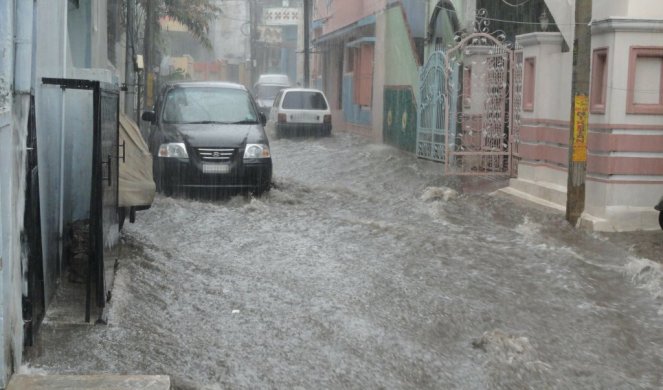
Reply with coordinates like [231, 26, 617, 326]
[383, 87, 417, 153]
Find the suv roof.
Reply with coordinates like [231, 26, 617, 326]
[281, 88, 326, 94]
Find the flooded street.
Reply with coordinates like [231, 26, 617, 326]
[29, 133, 663, 389]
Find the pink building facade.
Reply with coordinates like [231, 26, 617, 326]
[312, 0, 388, 140]
[506, 0, 663, 231]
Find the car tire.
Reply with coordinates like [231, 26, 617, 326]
[161, 183, 174, 197]
[254, 184, 271, 197]
[659, 211, 663, 231]
[252, 179, 271, 197]
[156, 173, 173, 196]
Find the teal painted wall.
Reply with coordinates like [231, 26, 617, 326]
[382, 6, 420, 152]
[384, 7, 419, 89]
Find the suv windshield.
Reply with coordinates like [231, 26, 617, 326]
[162, 87, 258, 124]
[282, 91, 328, 110]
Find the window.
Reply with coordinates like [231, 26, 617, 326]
[627, 47, 663, 115]
[523, 57, 536, 111]
[590, 48, 608, 114]
[282, 91, 328, 110]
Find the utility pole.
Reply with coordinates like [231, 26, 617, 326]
[303, 0, 310, 87]
[249, 0, 258, 86]
[565, 0, 592, 226]
[124, 0, 135, 119]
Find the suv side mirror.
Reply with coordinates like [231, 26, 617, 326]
[141, 111, 156, 123]
[259, 112, 267, 126]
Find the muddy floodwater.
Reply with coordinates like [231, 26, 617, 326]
[28, 133, 663, 389]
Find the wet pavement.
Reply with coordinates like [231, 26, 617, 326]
[26, 133, 663, 389]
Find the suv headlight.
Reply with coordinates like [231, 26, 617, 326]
[243, 144, 271, 159]
[158, 142, 189, 159]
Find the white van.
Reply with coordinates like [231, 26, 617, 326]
[253, 74, 291, 116]
[267, 88, 332, 138]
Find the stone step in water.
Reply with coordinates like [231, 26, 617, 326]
[7, 374, 171, 390]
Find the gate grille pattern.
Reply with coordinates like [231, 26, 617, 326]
[416, 21, 523, 176]
[416, 51, 448, 162]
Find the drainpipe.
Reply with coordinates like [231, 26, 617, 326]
[58, 0, 68, 276]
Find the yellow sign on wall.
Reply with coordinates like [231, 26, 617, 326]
[573, 95, 589, 162]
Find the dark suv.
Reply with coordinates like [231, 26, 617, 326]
[142, 81, 272, 196]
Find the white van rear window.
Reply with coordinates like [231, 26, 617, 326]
[282, 91, 328, 110]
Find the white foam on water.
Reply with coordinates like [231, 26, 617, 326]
[514, 215, 539, 237]
[624, 257, 663, 314]
[473, 329, 553, 388]
[17, 364, 50, 375]
[421, 186, 459, 202]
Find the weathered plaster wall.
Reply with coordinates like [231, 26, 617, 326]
[0, 0, 12, 386]
[0, 0, 31, 386]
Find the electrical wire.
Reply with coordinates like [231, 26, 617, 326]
[425, 1, 590, 27]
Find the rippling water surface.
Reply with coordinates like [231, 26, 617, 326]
[28, 133, 663, 389]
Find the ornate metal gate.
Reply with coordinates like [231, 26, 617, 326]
[416, 10, 523, 176]
[416, 50, 455, 163]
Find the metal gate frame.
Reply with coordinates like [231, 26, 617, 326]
[42, 78, 120, 323]
[416, 12, 523, 177]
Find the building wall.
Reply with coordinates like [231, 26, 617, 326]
[0, 0, 34, 386]
[1, 0, 119, 385]
[509, 3, 663, 231]
[0, 0, 13, 376]
[584, 19, 663, 230]
[314, 0, 385, 140]
[592, 0, 663, 21]
[314, 0, 386, 35]
[383, 5, 421, 152]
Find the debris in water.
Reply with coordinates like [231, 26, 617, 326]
[421, 186, 458, 202]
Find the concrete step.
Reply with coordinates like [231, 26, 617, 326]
[7, 374, 171, 390]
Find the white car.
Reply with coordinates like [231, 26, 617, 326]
[267, 88, 332, 138]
